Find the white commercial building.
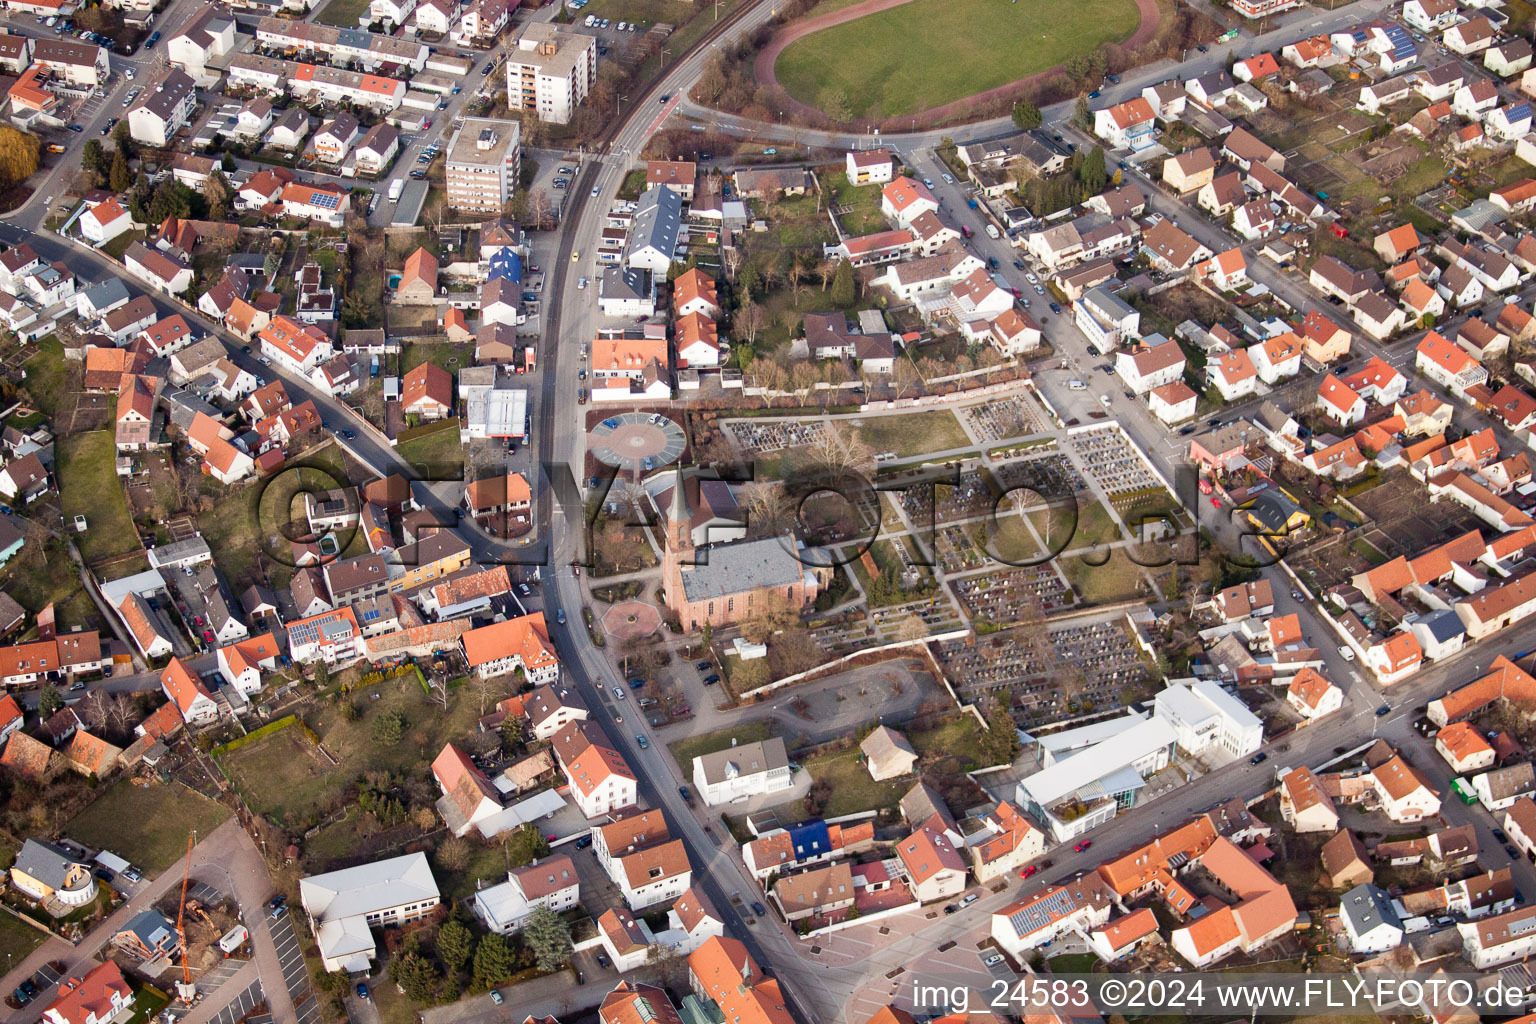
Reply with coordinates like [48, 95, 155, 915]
[299, 853, 440, 972]
[1152, 679, 1264, 758]
[1015, 714, 1179, 842]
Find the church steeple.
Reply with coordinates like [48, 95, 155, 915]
[667, 465, 691, 552]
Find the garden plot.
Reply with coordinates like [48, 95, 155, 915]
[900, 468, 996, 526]
[726, 419, 834, 455]
[1069, 426, 1163, 498]
[959, 394, 1049, 444]
[952, 565, 1074, 623]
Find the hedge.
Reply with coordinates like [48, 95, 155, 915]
[210, 715, 299, 757]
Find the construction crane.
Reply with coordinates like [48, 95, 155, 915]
[174, 832, 197, 1004]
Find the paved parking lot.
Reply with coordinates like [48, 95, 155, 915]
[196, 958, 247, 993]
[196, 980, 263, 1024]
[267, 912, 310, 1007]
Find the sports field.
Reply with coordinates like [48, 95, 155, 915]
[773, 0, 1142, 120]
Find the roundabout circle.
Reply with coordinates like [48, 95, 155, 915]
[589, 412, 687, 470]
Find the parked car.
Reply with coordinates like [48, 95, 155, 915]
[1249, 752, 1267, 765]
[1019, 865, 1039, 878]
[489, 991, 503, 1006]
[702, 674, 720, 685]
[355, 984, 369, 1000]
[1073, 840, 1092, 852]
[635, 734, 648, 749]
[751, 901, 767, 916]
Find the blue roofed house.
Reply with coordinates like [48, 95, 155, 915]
[486, 248, 521, 284]
[112, 909, 182, 961]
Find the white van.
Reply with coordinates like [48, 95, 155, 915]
[1067, 379, 1087, 391]
[584, 13, 595, 25]
[387, 178, 404, 202]
[984, 223, 1001, 239]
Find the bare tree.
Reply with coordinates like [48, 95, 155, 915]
[789, 362, 820, 401]
[893, 358, 922, 400]
[805, 422, 873, 477]
[723, 245, 743, 282]
[739, 302, 766, 347]
[472, 673, 504, 717]
[815, 259, 837, 292]
[740, 481, 793, 539]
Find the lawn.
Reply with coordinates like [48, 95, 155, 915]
[840, 410, 968, 459]
[20, 337, 69, 422]
[0, 911, 48, 966]
[826, 170, 888, 236]
[782, 748, 907, 819]
[1030, 498, 1123, 550]
[314, 0, 369, 26]
[398, 342, 474, 378]
[667, 720, 776, 773]
[0, 530, 81, 622]
[220, 674, 492, 830]
[774, 0, 1142, 120]
[1062, 547, 1146, 605]
[396, 419, 463, 477]
[198, 454, 352, 590]
[66, 780, 232, 874]
[58, 431, 141, 565]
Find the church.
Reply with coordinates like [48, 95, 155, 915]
[657, 468, 825, 632]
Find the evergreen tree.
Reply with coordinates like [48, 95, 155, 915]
[108, 149, 132, 193]
[389, 949, 440, 1003]
[471, 932, 518, 991]
[522, 906, 572, 972]
[830, 259, 855, 308]
[1078, 147, 1107, 195]
[37, 686, 62, 717]
[1011, 101, 1042, 131]
[436, 919, 476, 974]
[1073, 95, 1092, 130]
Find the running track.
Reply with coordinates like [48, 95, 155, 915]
[753, 0, 1161, 130]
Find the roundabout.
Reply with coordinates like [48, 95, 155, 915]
[589, 412, 688, 472]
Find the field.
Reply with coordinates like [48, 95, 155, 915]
[219, 675, 491, 830]
[396, 419, 464, 477]
[66, 780, 233, 873]
[667, 720, 777, 771]
[0, 910, 48, 965]
[839, 410, 969, 458]
[313, 0, 369, 27]
[58, 431, 141, 565]
[774, 0, 1142, 120]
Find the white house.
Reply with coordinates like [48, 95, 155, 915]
[1115, 337, 1186, 394]
[692, 738, 793, 806]
[472, 855, 579, 934]
[1340, 884, 1404, 953]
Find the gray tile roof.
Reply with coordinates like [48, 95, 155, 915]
[676, 536, 806, 603]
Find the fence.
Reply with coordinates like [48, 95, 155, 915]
[737, 629, 970, 702]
